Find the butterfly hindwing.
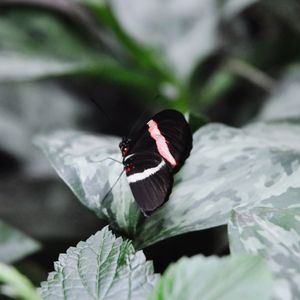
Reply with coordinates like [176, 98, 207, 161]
[124, 152, 173, 215]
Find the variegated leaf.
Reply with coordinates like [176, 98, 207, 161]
[36, 122, 300, 248]
[35, 131, 141, 236]
[229, 207, 300, 300]
[135, 122, 300, 248]
[149, 255, 272, 300]
[40, 226, 158, 300]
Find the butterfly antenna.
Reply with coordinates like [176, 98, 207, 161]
[127, 94, 161, 137]
[89, 97, 113, 123]
[102, 170, 125, 203]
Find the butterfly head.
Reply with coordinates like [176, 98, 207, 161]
[119, 137, 132, 157]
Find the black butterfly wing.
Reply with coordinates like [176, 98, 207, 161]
[128, 110, 193, 172]
[152, 110, 192, 171]
[125, 152, 173, 216]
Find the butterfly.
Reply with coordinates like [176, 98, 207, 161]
[119, 109, 193, 216]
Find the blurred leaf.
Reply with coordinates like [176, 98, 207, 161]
[263, 0, 300, 34]
[0, 262, 41, 300]
[0, 10, 152, 88]
[40, 226, 158, 300]
[257, 66, 300, 123]
[197, 69, 236, 110]
[109, 0, 220, 80]
[149, 255, 272, 300]
[220, 0, 259, 18]
[188, 111, 208, 133]
[0, 82, 87, 177]
[0, 220, 40, 264]
[36, 122, 300, 248]
[229, 207, 300, 299]
[35, 131, 141, 237]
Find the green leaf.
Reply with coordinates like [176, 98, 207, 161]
[229, 207, 300, 299]
[187, 111, 208, 133]
[36, 122, 300, 247]
[108, 0, 220, 80]
[0, 262, 41, 300]
[0, 10, 152, 88]
[40, 226, 158, 300]
[0, 220, 40, 264]
[149, 255, 272, 300]
[34, 130, 141, 237]
[257, 66, 300, 123]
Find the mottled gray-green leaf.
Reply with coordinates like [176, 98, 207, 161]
[35, 131, 141, 236]
[257, 66, 300, 123]
[229, 207, 300, 300]
[149, 255, 272, 300]
[136, 122, 300, 248]
[40, 226, 158, 300]
[0, 220, 40, 264]
[36, 122, 300, 248]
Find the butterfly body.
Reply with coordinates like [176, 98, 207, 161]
[119, 109, 192, 216]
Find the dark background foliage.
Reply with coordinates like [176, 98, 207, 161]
[0, 0, 300, 293]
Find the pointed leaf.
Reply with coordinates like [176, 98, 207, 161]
[229, 207, 300, 300]
[35, 131, 141, 236]
[0, 220, 40, 264]
[40, 226, 158, 300]
[149, 255, 272, 300]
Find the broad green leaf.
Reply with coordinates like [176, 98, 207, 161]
[149, 255, 272, 300]
[0, 220, 40, 264]
[40, 226, 158, 300]
[0, 263, 41, 300]
[229, 207, 300, 300]
[35, 131, 141, 237]
[0, 10, 151, 88]
[109, 0, 220, 80]
[36, 122, 300, 247]
[257, 66, 300, 123]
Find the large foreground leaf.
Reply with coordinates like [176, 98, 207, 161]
[229, 207, 300, 300]
[36, 122, 300, 248]
[40, 226, 158, 300]
[35, 131, 141, 237]
[149, 255, 272, 300]
[0, 220, 40, 264]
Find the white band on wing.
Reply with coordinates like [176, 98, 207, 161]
[127, 160, 165, 183]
